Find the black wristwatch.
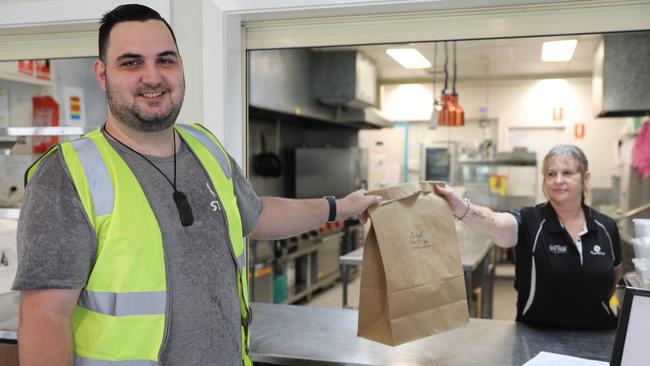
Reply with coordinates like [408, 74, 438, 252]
[324, 195, 337, 223]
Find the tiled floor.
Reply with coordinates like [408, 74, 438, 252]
[306, 264, 518, 321]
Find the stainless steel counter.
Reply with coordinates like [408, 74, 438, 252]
[0, 301, 615, 365]
[251, 303, 615, 366]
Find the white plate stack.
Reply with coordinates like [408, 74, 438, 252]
[632, 219, 650, 288]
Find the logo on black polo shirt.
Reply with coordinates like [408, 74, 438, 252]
[590, 244, 606, 256]
[549, 244, 568, 254]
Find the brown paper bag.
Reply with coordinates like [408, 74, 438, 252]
[358, 181, 469, 346]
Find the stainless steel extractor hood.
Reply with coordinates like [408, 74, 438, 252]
[593, 31, 650, 117]
[335, 107, 391, 129]
[249, 48, 390, 129]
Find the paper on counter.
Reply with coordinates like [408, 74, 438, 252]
[522, 351, 608, 366]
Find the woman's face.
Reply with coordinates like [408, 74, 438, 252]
[543, 156, 588, 205]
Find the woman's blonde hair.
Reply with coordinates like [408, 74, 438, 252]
[541, 144, 590, 203]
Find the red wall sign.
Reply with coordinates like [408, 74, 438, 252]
[35, 60, 51, 80]
[18, 60, 34, 75]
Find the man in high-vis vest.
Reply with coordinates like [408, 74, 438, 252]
[13, 4, 381, 366]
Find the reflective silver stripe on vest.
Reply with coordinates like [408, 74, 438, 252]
[177, 124, 231, 179]
[78, 289, 166, 316]
[75, 356, 158, 366]
[71, 138, 114, 216]
[236, 254, 246, 270]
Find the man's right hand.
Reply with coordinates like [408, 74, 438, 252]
[337, 189, 382, 224]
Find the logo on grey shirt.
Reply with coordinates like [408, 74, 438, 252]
[549, 244, 568, 254]
[206, 183, 221, 212]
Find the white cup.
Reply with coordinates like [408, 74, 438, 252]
[632, 238, 650, 260]
[632, 258, 650, 286]
[633, 218, 650, 238]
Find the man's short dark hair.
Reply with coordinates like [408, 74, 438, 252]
[98, 4, 178, 61]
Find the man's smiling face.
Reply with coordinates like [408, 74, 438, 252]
[95, 19, 184, 132]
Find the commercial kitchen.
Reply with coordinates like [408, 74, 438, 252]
[1, 1, 650, 365]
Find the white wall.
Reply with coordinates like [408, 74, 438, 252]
[376, 77, 628, 190]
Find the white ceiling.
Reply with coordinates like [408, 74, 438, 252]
[317, 34, 602, 82]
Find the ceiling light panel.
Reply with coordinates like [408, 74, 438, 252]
[386, 48, 432, 69]
[541, 40, 578, 62]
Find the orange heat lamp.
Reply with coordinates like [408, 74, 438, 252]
[440, 91, 453, 126]
[439, 92, 448, 126]
[451, 93, 464, 126]
[446, 91, 457, 126]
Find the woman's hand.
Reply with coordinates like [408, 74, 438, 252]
[434, 183, 468, 219]
[435, 183, 518, 248]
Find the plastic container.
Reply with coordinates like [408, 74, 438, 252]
[632, 237, 650, 260]
[633, 218, 650, 238]
[632, 258, 650, 287]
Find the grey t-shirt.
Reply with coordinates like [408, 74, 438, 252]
[13, 132, 262, 366]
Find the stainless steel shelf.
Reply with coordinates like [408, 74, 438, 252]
[458, 159, 536, 166]
[0, 208, 19, 220]
[0, 126, 93, 137]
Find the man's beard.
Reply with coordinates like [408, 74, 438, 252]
[105, 79, 184, 132]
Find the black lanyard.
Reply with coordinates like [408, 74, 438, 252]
[103, 126, 194, 227]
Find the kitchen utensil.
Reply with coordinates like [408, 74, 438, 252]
[253, 132, 282, 177]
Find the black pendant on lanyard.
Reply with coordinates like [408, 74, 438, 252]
[104, 125, 194, 227]
[173, 190, 194, 226]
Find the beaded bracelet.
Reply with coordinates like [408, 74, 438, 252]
[455, 197, 472, 222]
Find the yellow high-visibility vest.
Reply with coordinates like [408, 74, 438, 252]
[26, 124, 252, 366]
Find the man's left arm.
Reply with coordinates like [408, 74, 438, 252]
[249, 191, 381, 240]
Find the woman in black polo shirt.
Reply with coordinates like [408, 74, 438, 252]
[436, 144, 622, 329]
